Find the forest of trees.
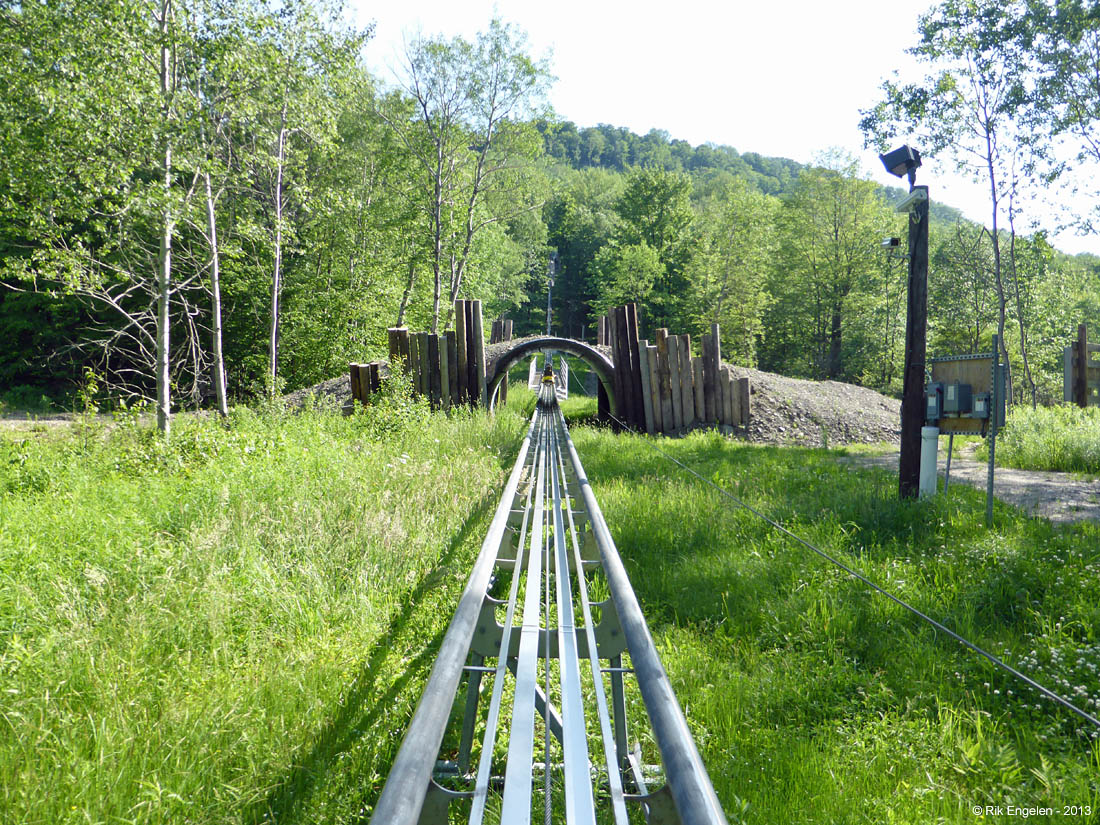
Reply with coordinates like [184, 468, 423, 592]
[2, 0, 1099, 431]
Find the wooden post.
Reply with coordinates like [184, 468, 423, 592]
[647, 345, 663, 434]
[504, 320, 513, 340]
[615, 306, 635, 427]
[611, 308, 629, 426]
[416, 332, 431, 398]
[408, 335, 421, 398]
[463, 301, 475, 404]
[679, 334, 694, 428]
[711, 324, 722, 426]
[437, 335, 450, 410]
[693, 357, 705, 427]
[455, 300, 469, 405]
[667, 334, 683, 433]
[900, 185, 930, 499]
[625, 304, 646, 430]
[638, 339, 655, 435]
[728, 369, 740, 427]
[1076, 323, 1089, 409]
[445, 331, 458, 405]
[656, 329, 673, 434]
[471, 300, 486, 407]
[369, 362, 381, 394]
[388, 328, 409, 372]
[725, 368, 736, 428]
[428, 334, 441, 408]
[597, 315, 607, 346]
[349, 363, 362, 405]
[701, 334, 714, 425]
[738, 376, 751, 426]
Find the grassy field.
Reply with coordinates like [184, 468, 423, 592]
[2, 385, 1098, 824]
[981, 405, 1100, 475]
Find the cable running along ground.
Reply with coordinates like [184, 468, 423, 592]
[561, 362, 1100, 732]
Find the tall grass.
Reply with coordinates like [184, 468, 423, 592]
[573, 428, 1100, 823]
[990, 405, 1100, 474]
[0, 385, 529, 825]
[4, 389, 1099, 824]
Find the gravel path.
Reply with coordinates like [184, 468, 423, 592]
[844, 451, 1100, 525]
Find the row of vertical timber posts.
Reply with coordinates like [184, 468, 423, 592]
[348, 361, 384, 405]
[351, 299, 492, 409]
[597, 304, 750, 435]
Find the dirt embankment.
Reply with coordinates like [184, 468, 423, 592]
[728, 365, 900, 447]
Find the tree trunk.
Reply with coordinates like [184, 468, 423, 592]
[397, 257, 417, 326]
[205, 172, 228, 417]
[268, 100, 287, 397]
[156, 0, 173, 435]
[827, 303, 843, 379]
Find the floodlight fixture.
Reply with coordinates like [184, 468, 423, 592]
[879, 145, 922, 186]
[881, 237, 901, 249]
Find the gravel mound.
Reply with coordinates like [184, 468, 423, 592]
[728, 365, 900, 447]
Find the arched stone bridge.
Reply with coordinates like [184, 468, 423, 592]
[484, 335, 617, 413]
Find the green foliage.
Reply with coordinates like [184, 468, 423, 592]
[572, 425, 1100, 822]
[0, 399, 531, 824]
[990, 404, 1100, 473]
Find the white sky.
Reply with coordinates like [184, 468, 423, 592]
[350, 0, 1100, 256]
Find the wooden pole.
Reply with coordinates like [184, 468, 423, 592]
[728, 369, 739, 427]
[724, 368, 736, 428]
[647, 345, 663, 433]
[369, 362, 382, 394]
[693, 357, 705, 427]
[638, 339, 655, 435]
[408, 336, 421, 398]
[445, 331, 458, 405]
[349, 363, 362, 405]
[678, 334, 694, 428]
[611, 307, 631, 427]
[455, 300, 468, 405]
[1076, 323, 1089, 408]
[738, 376, 751, 426]
[428, 334, 441, 408]
[711, 324, 722, 426]
[471, 300, 486, 407]
[416, 332, 431, 398]
[701, 334, 715, 425]
[625, 304, 646, 430]
[900, 185, 930, 499]
[656, 329, 673, 434]
[388, 328, 407, 370]
[667, 334, 683, 433]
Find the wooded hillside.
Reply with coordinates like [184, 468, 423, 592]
[2, 1, 1099, 428]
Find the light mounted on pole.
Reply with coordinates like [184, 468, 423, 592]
[879, 144, 922, 187]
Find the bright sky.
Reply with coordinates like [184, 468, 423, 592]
[350, 0, 1099, 256]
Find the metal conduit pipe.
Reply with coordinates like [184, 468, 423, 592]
[370, 406, 541, 825]
[557, 416, 730, 825]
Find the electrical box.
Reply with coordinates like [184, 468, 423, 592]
[926, 382, 943, 423]
[943, 382, 972, 415]
[972, 392, 990, 419]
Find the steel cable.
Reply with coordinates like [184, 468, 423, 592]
[558, 361, 1099, 731]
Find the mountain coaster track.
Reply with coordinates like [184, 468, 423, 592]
[371, 382, 727, 825]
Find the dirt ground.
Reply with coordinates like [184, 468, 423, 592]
[844, 449, 1100, 525]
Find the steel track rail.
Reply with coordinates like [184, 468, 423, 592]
[371, 385, 728, 825]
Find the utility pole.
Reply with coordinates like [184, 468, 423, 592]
[899, 185, 929, 499]
[878, 145, 927, 500]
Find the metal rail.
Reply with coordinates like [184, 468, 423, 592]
[371, 385, 728, 825]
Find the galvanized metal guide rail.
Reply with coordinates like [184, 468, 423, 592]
[371, 384, 728, 825]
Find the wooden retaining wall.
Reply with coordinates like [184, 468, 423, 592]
[351, 299, 506, 410]
[597, 305, 750, 435]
